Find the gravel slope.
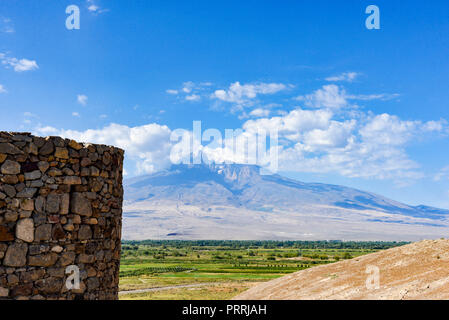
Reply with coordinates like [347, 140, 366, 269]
[234, 239, 449, 300]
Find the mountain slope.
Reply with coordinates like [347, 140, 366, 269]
[234, 239, 449, 300]
[122, 164, 449, 240]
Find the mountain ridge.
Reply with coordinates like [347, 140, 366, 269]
[122, 164, 449, 240]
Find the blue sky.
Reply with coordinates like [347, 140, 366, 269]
[1, 0, 449, 208]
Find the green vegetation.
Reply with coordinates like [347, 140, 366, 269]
[119, 240, 408, 300]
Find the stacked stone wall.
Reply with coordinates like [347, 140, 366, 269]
[0, 132, 124, 300]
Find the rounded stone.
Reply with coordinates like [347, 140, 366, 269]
[1, 160, 21, 174]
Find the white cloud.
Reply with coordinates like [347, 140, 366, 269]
[182, 81, 194, 93]
[296, 84, 400, 109]
[77, 94, 88, 106]
[185, 94, 201, 101]
[166, 81, 216, 101]
[296, 85, 347, 109]
[242, 106, 446, 181]
[88, 5, 99, 12]
[86, 0, 108, 14]
[72, 112, 80, 117]
[0, 84, 6, 93]
[249, 108, 271, 118]
[35, 123, 174, 175]
[212, 82, 288, 104]
[325, 72, 359, 82]
[347, 93, 400, 101]
[0, 54, 39, 72]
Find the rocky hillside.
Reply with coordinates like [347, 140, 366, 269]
[235, 239, 449, 300]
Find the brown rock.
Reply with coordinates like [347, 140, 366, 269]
[28, 253, 58, 267]
[35, 277, 63, 294]
[80, 158, 91, 167]
[0, 226, 14, 241]
[78, 225, 92, 240]
[87, 267, 97, 277]
[1, 160, 20, 174]
[4, 243, 28, 267]
[90, 166, 100, 177]
[54, 147, 69, 159]
[47, 168, 62, 177]
[35, 196, 45, 213]
[35, 224, 52, 241]
[0, 287, 9, 297]
[16, 188, 37, 198]
[1, 174, 18, 184]
[60, 193, 70, 214]
[71, 193, 92, 217]
[0, 153, 6, 163]
[48, 215, 59, 224]
[16, 218, 34, 243]
[103, 152, 112, 165]
[7, 274, 19, 285]
[20, 269, 46, 283]
[37, 161, 50, 173]
[68, 140, 83, 150]
[20, 198, 34, 211]
[87, 277, 100, 290]
[59, 251, 76, 266]
[46, 194, 60, 213]
[39, 140, 54, 155]
[63, 176, 81, 185]
[3, 184, 16, 197]
[51, 245, 63, 253]
[4, 211, 18, 222]
[20, 211, 32, 218]
[63, 224, 74, 231]
[72, 215, 81, 224]
[52, 224, 66, 240]
[10, 283, 33, 297]
[0, 142, 22, 155]
[26, 142, 38, 155]
[78, 254, 95, 264]
[47, 268, 65, 278]
[24, 170, 41, 180]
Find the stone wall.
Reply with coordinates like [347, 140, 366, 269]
[0, 132, 124, 300]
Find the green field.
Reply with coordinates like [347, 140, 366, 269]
[118, 240, 408, 300]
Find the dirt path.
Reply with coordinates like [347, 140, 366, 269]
[119, 282, 223, 295]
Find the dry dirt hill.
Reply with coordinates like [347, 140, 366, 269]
[235, 239, 449, 300]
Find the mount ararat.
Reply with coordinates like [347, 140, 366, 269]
[123, 164, 449, 241]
